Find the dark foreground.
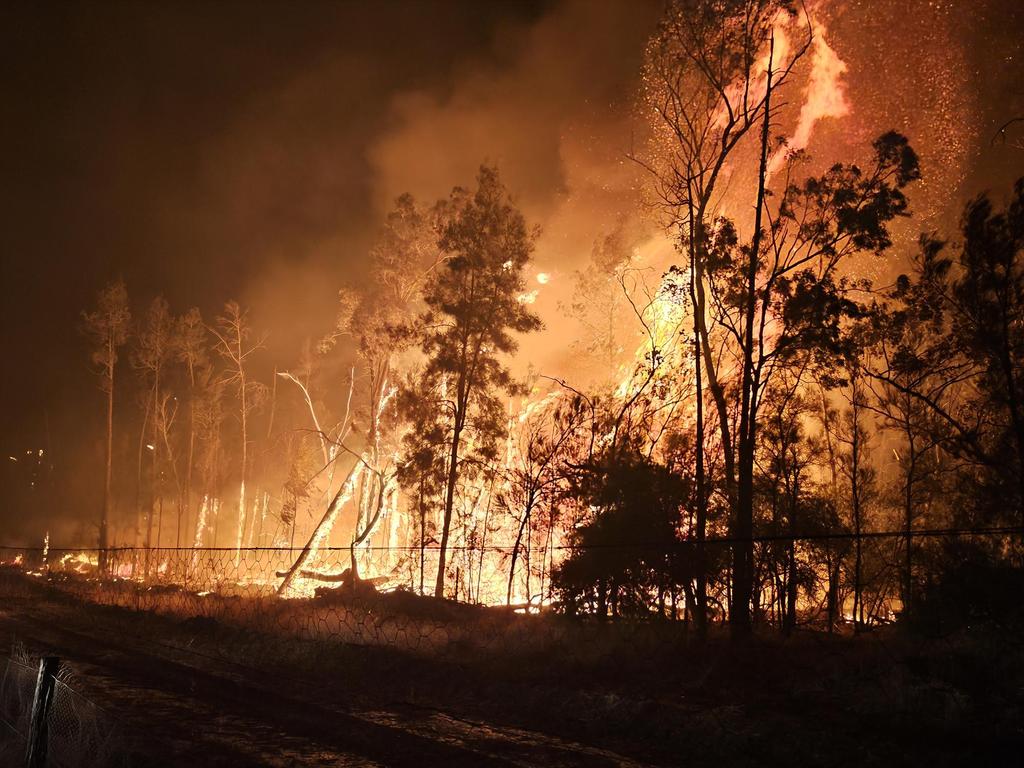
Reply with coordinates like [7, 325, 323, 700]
[1, 587, 1021, 767]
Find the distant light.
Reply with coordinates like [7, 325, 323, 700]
[7, 456, 16, 463]
[146, 444, 155, 451]
[38, 449, 43, 457]
[536, 272, 550, 285]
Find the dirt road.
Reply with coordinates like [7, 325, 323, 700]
[0, 597, 653, 767]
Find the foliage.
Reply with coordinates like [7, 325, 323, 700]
[553, 450, 692, 618]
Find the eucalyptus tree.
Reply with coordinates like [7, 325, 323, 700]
[133, 296, 174, 556]
[81, 279, 131, 568]
[420, 166, 542, 598]
[639, 0, 812, 636]
[175, 307, 209, 548]
[210, 301, 267, 566]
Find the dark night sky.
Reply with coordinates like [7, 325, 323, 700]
[0, 0, 554, 449]
[0, 0, 1021, 542]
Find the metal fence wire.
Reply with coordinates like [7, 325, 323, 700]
[0, 656, 122, 768]
[46, 678, 122, 768]
[0, 527, 1020, 661]
[0, 657, 33, 767]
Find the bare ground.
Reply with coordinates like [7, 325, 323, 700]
[0, 595, 652, 767]
[1, 582, 1021, 767]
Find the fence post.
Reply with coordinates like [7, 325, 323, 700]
[25, 656, 60, 768]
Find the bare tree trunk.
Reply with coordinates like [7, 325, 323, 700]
[784, 485, 798, 635]
[434, 419, 462, 599]
[277, 460, 364, 595]
[689, 205, 708, 639]
[476, 480, 495, 602]
[732, 36, 775, 641]
[851, 373, 864, 633]
[418, 477, 426, 595]
[902, 392, 916, 617]
[226, 315, 251, 568]
[100, 346, 114, 572]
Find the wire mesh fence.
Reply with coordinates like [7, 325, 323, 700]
[46, 678, 122, 768]
[0, 525, 1020, 662]
[0, 533, 1021, 767]
[0, 656, 33, 767]
[0, 655, 122, 768]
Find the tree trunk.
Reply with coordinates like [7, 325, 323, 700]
[903, 406, 916, 618]
[784, 497, 797, 635]
[851, 375, 864, 632]
[434, 419, 463, 599]
[277, 460, 364, 595]
[234, 323, 248, 568]
[732, 35, 775, 641]
[689, 210, 708, 638]
[185, 363, 196, 554]
[418, 477, 426, 595]
[100, 348, 114, 573]
[506, 496, 535, 605]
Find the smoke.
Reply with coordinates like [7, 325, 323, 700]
[233, 0, 991, 386]
[364, 0, 663, 378]
[5, 0, 1015, 545]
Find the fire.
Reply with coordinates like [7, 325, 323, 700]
[768, 15, 850, 178]
[59, 551, 99, 574]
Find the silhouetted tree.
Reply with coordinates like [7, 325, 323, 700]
[554, 449, 691, 619]
[419, 166, 542, 598]
[396, 369, 449, 595]
[640, 0, 812, 637]
[132, 296, 174, 558]
[869, 179, 1024, 524]
[500, 394, 586, 606]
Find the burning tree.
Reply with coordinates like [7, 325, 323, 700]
[81, 279, 131, 568]
[210, 301, 267, 567]
[639, 0, 813, 636]
[132, 296, 174, 557]
[560, 222, 642, 381]
[278, 193, 442, 594]
[174, 307, 209, 548]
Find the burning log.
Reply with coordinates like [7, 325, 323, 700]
[276, 459, 364, 596]
[273, 567, 387, 586]
[275, 566, 385, 600]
